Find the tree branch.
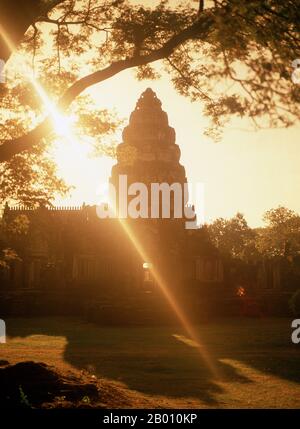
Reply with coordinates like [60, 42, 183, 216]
[0, 0, 65, 62]
[198, 1, 204, 15]
[0, 13, 214, 162]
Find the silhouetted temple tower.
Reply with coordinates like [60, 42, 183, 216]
[1, 88, 225, 306]
[110, 88, 189, 219]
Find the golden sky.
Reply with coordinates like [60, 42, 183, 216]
[54, 65, 300, 227]
[4, 0, 291, 228]
[2, 0, 299, 226]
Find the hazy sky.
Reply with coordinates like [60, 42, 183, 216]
[54, 66, 300, 227]
[52, 0, 300, 227]
[2, 0, 299, 226]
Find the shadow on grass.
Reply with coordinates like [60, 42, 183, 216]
[4, 317, 300, 405]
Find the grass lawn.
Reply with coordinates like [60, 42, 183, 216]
[1, 317, 300, 408]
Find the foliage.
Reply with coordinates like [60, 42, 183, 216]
[0, 71, 69, 205]
[0, 0, 300, 211]
[0, 143, 69, 207]
[0, 213, 30, 268]
[81, 395, 91, 404]
[0, 0, 299, 164]
[23, 0, 300, 134]
[207, 212, 256, 261]
[0, 248, 20, 268]
[35, 0, 300, 139]
[208, 207, 300, 265]
[19, 385, 32, 408]
[4, 213, 29, 235]
[257, 206, 300, 258]
[0, 67, 120, 205]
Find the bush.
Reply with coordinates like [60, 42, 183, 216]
[289, 289, 300, 316]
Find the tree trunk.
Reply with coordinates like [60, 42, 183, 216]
[0, 0, 64, 62]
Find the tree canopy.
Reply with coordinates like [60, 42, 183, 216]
[0, 0, 300, 204]
[207, 207, 300, 263]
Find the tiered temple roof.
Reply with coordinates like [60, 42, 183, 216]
[111, 88, 187, 185]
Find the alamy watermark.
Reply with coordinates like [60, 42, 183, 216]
[291, 319, 300, 344]
[291, 59, 300, 84]
[96, 175, 204, 230]
[0, 319, 6, 343]
[0, 59, 5, 83]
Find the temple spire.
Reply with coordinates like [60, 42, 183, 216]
[122, 87, 173, 147]
[135, 88, 162, 111]
[111, 87, 186, 184]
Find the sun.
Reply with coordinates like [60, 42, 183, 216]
[51, 111, 76, 138]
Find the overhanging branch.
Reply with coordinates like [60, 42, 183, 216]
[0, 13, 214, 162]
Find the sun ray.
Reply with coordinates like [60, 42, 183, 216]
[0, 24, 75, 143]
[117, 217, 219, 377]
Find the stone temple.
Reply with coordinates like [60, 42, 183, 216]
[111, 87, 188, 217]
[0, 89, 224, 318]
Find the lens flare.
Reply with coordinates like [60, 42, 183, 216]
[118, 217, 218, 377]
[0, 24, 74, 143]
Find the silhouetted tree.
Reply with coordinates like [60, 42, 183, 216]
[257, 206, 300, 258]
[207, 212, 256, 261]
[0, 0, 299, 164]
